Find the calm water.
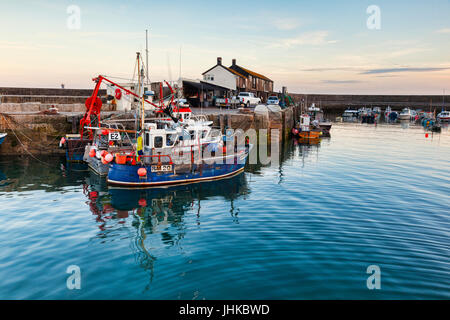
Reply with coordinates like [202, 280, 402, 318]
[0, 123, 449, 300]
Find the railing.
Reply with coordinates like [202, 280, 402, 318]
[190, 114, 209, 122]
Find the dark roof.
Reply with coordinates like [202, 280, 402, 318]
[202, 64, 246, 78]
[183, 80, 230, 91]
[229, 65, 273, 82]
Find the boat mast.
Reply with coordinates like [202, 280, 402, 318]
[146, 29, 149, 86]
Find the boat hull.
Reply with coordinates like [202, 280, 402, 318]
[107, 152, 249, 188]
[65, 137, 91, 162]
[293, 130, 321, 139]
[0, 133, 7, 145]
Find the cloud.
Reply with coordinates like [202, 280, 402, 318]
[321, 80, 362, 84]
[269, 31, 337, 48]
[271, 18, 300, 30]
[436, 28, 450, 34]
[361, 67, 449, 74]
[302, 67, 360, 72]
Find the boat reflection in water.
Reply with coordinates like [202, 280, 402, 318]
[82, 170, 250, 289]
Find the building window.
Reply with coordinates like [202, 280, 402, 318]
[252, 77, 256, 89]
[211, 76, 214, 81]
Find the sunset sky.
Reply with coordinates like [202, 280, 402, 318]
[0, 0, 449, 94]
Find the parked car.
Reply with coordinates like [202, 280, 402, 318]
[267, 96, 280, 105]
[215, 96, 240, 109]
[174, 98, 190, 108]
[238, 92, 261, 107]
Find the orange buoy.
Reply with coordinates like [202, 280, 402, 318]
[137, 167, 147, 177]
[89, 148, 96, 157]
[101, 157, 108, 165]
[100, 150, 107, 157]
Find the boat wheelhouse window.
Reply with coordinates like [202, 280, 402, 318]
[189, 130, 195, 140]
[166, 134, 177, 146]
[184, 113, 190, 119]
[201, 130, 208, 139]
[145, 133, 150, 147]
[154, 136, 163, 148]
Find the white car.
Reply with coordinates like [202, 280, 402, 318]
[267, 96, 280, 105]
[238, 92, 261, 107]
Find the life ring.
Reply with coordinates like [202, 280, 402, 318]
[115, 88, 122, 100]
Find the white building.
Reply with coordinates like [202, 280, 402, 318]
[201, 57, 244, 91]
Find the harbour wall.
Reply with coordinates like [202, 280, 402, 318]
[289, 94, 450, 113]
[0, 106, 300, 155]
[0, 113, 74, 155]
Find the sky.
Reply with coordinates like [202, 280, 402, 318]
[0, 0, 449, 94]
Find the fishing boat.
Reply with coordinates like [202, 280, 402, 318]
[107, 122, 251, 187]
[292, 114, 321, 139]
[0, 133, 7, 145]
[307, 103, 332, 136]
[399, 108, 413, 121]
[437, 110, 450, 121]
[62, 52, 189, 175]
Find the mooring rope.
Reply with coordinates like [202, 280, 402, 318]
[0, 114, 57, 167]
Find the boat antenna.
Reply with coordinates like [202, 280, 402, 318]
[146, 29, 149, 86]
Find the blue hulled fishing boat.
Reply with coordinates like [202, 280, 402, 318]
[106, 121, 251, 188]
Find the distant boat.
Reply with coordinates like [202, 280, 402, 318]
[372, 107, 381, 114]
[0, 133, 7, 145]
[308, 103, 332, 135]
[342, 109, 359, 122]
[399, 108, 413, 121]
[384, 106, 392, 119]
[292, 114, 322, 139]
[437, 111, 450, 121]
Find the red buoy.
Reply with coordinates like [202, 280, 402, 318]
[138, 199, 147, 207]
[100, 150, 108, 157]
[425, 133, 429, 138]
[101, 129, 109, 136]
[137, 168, 147, 177]
[115, 88, 122, 100]
[89, 148, 96, 157]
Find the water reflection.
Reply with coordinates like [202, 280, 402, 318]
[81, 170, 250, 291]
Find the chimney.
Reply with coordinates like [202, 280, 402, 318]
[217, 57, 222, 65]
[232, 59, 236, 66]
